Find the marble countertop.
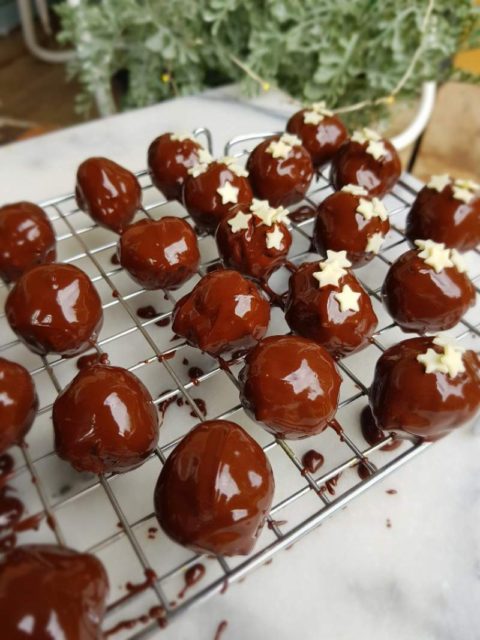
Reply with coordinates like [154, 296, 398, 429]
[0, 86, 479, 640]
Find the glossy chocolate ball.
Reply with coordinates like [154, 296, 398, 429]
[285, 253, 378, 358]
[405, 176, 480, 251]
[5, 263, 103, 357]
[154, 419, 274, 556]
[118, 217, 200, 290]
[369, 336, 480, 440]
[148, 133, 203, 201]
[239, 335, 341, 439]
[53, 364, 159, 474]
[215, 200, 292, 281]
[183, 158, 253, 233]
[172, 269, 270, 357]
[382, 242, 476, 333]
[331, 128, 401, 197]
[0, 544, 109, 640]
[0, 202, 56, 283]
[247, 133, 314, 207]
[314, 185, 390, 267]
[75, 157, 141, 233]
[0, 358, 38, 454]
[286, 105, 348, 168]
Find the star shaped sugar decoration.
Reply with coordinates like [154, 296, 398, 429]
[228, 210, 252, 233]
[334, 284, 361, 312]
[365, 232, 384, 254]
[356, 197, 388, 221]
[219, 156, 249, 178]
[217, 181, 239, 205]
[266, 133, 302, 159]
[351, 127, 386, 160]
[187, 148, 213, 178]
[366, 140, 387, 161]
[266, 225, 284, 250]
[452, 178, 480, 204]
[415, 239, 453, 273]
[450, 249, 467, 273]
[313, 250, 352, 288]
[281, 133, 302, 146]
[303, 103, 334, 126]
[250, 199, 290, 228]
[427, 174, 451, 192]
[341, 184, 369, 196]
[170, 132, 194, 142]
[417, 335, 465, 378]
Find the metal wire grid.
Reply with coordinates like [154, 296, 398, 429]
[0, 128, 479, 639]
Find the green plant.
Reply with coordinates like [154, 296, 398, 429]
[57, 0, 480, 123]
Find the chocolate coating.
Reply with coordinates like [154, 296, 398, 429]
[285, 261, 378, 358]
[172, 269, 270, 356]
[0, 202, 56, 283]
[406, 183, 480, 251]
[314, 190, 390, 267]
[331, 138, 401, 197]
[154, 419, 274, 556]
[0, 544, 109, 640]
[148, 133, 202, 201]
[382, 248, 476, 333]
[239, 336, 341, 439]
[215, 211, 292, 281]
[53, 364, 159, 474]
[5, 263, 103, 357]
[183, 161, 253, 233]
[0, 358, 38, 454]
[118, 217, 200, 290]
[369, 336, 480, 440]
[286, 110, 348, 168]
[75, 157, 141, 233]
[246, 136, 314, 207]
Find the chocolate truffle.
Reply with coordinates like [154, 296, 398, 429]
[183, 156, 253, 233]
[405, 175, 480, 251]
[314, 184, 390, 267]
[382, 240, 476, 333]
[369, 336, 480, 440]
[148, 132, 204, 201]
[118, 217, 200, 290]
[215, 199, 292, 281]
[246, 133, 314, 207]
[0, 358, 38, 454]
[5, 263, 103, 357]
[285, 251, 378, 358]
[154, 419, 274, 556]
[239, 336, 341, 439]
[172, 269, 270, 357]
[0, 544, 109, 640]
[286, 102, 348, 168]
[75, 156, 141, 233]
[53, 364, 159, 474]
[331, 128, 401, 197]
[0, 202, 56, 283]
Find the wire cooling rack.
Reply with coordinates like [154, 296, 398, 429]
[1, 128, 479, 639]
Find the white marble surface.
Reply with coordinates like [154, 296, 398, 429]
[1, 86, 479, 640]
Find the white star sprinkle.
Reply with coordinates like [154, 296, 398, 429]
[341, 184, 369, 196]
[417, 348, 448, 375]
[452, 186, 475, 204]
[365, 232, 384, 254]
[170, 132, 194, 142]
[281, 133, 302, 147]
[311, 101, 334, 116]
[313, 250, 352, 288]
[272, 205, 290, 225]
[303, 110, 324, 125]
[228, 211, 252, 233]
[217, 181, 239, 205]
[197, 148, 213, 164]
[266, 139, 292, 159]
[454, 178, 480, 192]
[366, 140, 387, 161]
[334, 284, 361, 312]
[251, 199, 277, 226]
[415, 239, 454, 273]
[219, 156, 249, 177]
[188, 163, 209, 178]
[323, 249, 352, 269]
[427, 174, 451, 192]
[450, 249, 467, 273]
[351, 127, 382, 145]
[266, 225, 285, 250]
[417, 336, 466, 378]
[356, 197, 387, 221]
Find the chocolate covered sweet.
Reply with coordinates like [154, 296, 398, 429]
[5, 263, 103, 357]
[286, 102, 348, 168]
[405, 175, 480, 251]
[331, 128, 401, 197]
[183, 156, 253, 233]
[247, 133, 314, 207]
[0, 202, 56, 283]
[75, 156, 141, 233]
[172, 269, 270, 357]
[53, 364, 159, 474]
[239, 336, 341, 439]
[215, 199, 292, 280]
[369, 336, 480, 440]
[314, 184, 390, 267]
[0, 544, 109, 640]
[382, 240, 476, 333]
[285, 251, 378, 358]
[148, 133, 205, 201]
[0, 358, 38, 454]
[118, 217, 200, 290]
[154, 419, 274, 556]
